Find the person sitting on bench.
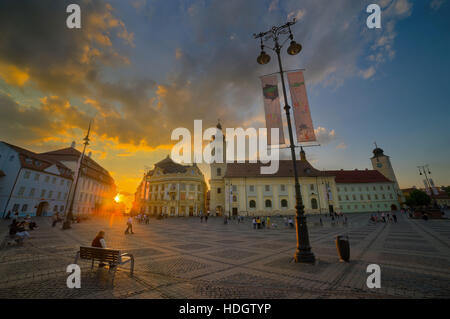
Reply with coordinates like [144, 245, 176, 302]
[9, 219, 30, 241]
[91, 231, 108, 267]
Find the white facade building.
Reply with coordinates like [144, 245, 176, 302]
[0, 142, 73, 217]
[41, 144, 116, 216]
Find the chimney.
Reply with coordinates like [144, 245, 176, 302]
[70, 141, 76, 148]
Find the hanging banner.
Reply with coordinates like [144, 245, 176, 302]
[287, 71, 317, 143]
[261, 75, 285, 145]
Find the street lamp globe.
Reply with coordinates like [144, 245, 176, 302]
[287, 40, 302, 55]
[257, 51, 271, 65]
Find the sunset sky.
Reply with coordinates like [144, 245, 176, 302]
[0, 0, 449, 209]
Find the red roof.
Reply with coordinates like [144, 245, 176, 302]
[224, 160, 330, 178]
[41, 147, 114, 185]
[325, 169, 393, 184]
[1, 141, 73, 179]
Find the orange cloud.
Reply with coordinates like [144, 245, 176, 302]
[0, 63, 30, 86]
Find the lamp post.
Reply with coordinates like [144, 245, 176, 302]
[253, 20, 315, 263]
[417, 165, 438, 208]
[62, 123, 91, 230]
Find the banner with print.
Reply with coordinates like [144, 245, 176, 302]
[287, 71, 316, 143]
[261, 74, 285, 145]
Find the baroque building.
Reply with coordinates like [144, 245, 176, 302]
[134, 156, 207, 217]
[209, 123, 401, 216]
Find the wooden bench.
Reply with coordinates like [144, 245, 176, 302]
[74, 247, 134, 282]
[0, 234, 24, 249]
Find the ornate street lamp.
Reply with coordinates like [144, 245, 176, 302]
[253, 19, 315, 263]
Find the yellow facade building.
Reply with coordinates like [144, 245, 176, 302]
[135, 156, 207, 217]
[210, 149, 339, 216]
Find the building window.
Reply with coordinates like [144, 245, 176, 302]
[311, 198, 318, 209]
[345, 195, 349, 201]
[265, 199, 272, 208]
[352, 195, 356, 200]
[40, 189, 46, 198]
[380, 186, 383, 190]
[57, 192, 61, 200]
[29, 188, 35, 197]
[232, 185, 237, 192]
[53, 205, 58, 212]
[34, 174, 40, 181]
[249, 185, 255, 192]
[60, 206, 64, 212]
[265, 185, 270, 192]
[281, 199, 288, 208]
[232, 195, 237, 202]
[217, 168, 221, 176]
[17, 187, 25, 196]
[375, 194, 379, 200]
[24, 171, 31, 179]
[382, 194, 386, 199]
[338, 195, 342, 201]
[249, 200, 256, 208]
[387, 186, 391, 190]
[48, 191, 53, 199]
[368, 195, 372, 200]
[337, 187, 340, 192]
[360, 194, 364, 200]
[21, 204, 28, 212]
[217, 188, 221, 194]
[310, 184, 314, 191]
[389, 194, 393, 199]
[12, 204, 20, 212]
[280, 184, 286, 192]
[9, 155, 14, 161]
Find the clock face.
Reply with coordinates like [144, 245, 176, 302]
[376, 163, 383, 168]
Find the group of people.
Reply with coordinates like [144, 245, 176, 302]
[8, 214, 39, 243]
[369, 211, 398, 223]
[251, 216, 280, 229]
[200, 214, 209, 223]
[135, 214, 150, 224]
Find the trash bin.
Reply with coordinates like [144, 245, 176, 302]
[335, 235, 350, 262]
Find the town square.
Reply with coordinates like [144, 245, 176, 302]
[1, 211, 449, 299]
[0, 0, 449, 303]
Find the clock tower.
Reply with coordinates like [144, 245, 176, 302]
[371, 144, 404, 203]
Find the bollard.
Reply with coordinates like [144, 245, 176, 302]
[335, 235, 350, 262]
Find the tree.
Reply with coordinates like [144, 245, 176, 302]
[442, 186, 450, 197]
[405, 189, 431, 208]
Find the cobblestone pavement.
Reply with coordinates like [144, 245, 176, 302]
[0, 212, 449, 299]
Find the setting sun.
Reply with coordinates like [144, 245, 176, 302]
[114, 194, 122, 203]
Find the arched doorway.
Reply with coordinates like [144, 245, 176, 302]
[311, 198, 318, 210]
[391, 204, 398, 211]
[36, 202, 49, 217]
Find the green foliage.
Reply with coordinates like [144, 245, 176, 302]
[405, 189, 431, 208]
[442, 186, 450, 196]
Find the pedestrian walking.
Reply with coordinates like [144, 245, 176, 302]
[284, 217, 288, 228]
[252, 217, 256, 229]
[393, 213, 397, 223]
[205, 215, 208, 223]
[125, 216, 134, 234]
[288, 217, 294, 229]
[267, 216, 271, 229]
[200, 215, 203, 223]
